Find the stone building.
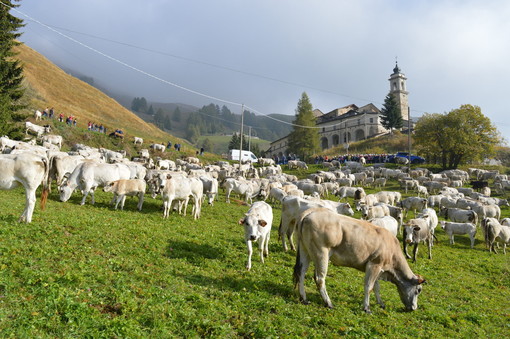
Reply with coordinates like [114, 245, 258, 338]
[265, 63, 409, 158]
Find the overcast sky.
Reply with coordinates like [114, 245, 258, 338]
[14, 0, 510, 143]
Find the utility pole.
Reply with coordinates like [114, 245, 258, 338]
[407, 106, 411, 170]
[248, 126, 252, 152]
[238, 104, 244, 164]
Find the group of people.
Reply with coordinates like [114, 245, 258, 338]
[272, 153, 298, 165]
[87, 122, 107, 134]
[39, 106, 77, 127]
[166, 141, 182, 152]
[317, 154, 392, 164]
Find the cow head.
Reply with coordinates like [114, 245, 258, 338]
[103, 181, 115, 192]
[239, 214, 268, 242]
[58, 182, 73, 202]
[397, 275, 426, 311]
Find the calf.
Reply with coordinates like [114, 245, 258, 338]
[239, 201, 273, 270]
[481, 217, 503, 253]
[440, 221, 477, 248]
[403, 217, 433, 262]
[294, 208, 425, 312]
[103, 179, 146, 211]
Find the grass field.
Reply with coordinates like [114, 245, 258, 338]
[0, 168, 509, 337]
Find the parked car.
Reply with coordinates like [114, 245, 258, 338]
[388, 152, 426, 164]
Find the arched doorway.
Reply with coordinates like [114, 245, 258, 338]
[332, 134, 339, 146]
[355, 129, 365, 141]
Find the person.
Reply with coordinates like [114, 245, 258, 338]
[167, 141, 172, 149]
[174, 143, 178, 151]
[200, 147, 204, 156]
[49, 107, 54, 118]
[73, 118, 77, 127]
[59, 113, 63, 122]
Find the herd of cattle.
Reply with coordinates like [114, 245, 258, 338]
[1, 120, 510, 312]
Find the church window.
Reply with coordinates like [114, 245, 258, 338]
[370, 118, 373, 123]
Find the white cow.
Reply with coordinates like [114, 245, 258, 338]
[25, 121, 51, 137]
[103, 179, 146, 211]
[0, 153, 50, 222]
[399, 197, 428, 218]
[439, 221, 477, 248]
[199, 176, 218, 206]
[34, 110, 42, 121]
[368, 216, 399, 237]
[150, 143, 165, 152]
[133, 137, 143, 145]
[294, 208, 425, 312]
[403, 217, 433, 262]
[41, 134, 63, 149]
[238, 201, 273, 270]
[224, 178, 254, 204]
[59, 162, 131, 205]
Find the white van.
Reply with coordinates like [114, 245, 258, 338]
[228, 149, 258, 163]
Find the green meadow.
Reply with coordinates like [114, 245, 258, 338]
[0, 167, 509, 338]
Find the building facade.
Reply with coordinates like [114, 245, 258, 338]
[266, 63, 409, 158]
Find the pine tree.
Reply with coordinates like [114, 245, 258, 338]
[287, 92, 320, 161]
[172, 107, 181, 122]
[380, 93, 403, 134]
[0, 0, 26, 137]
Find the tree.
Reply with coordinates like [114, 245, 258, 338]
[146, 105, 154, 116]
[287, 92, 320, 161]
[228, 133, 248, 150]
[172, 107, 181, 122]
[380, 93, 403, 133]
[0, 0, 26, 137]
[202, 138, 213, 152]
[414, 104, 501, 169]
[131, 97, 148, 113]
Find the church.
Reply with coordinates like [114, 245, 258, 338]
[266, 63, 410, 158]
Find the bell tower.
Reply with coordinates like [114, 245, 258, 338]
[388, 62, 409, 121]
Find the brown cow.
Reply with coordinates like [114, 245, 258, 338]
[293, 208, 425, 313]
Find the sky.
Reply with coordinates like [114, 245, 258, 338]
[11, 0, 510, 143]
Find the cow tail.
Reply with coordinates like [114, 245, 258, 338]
[472, 211, 478, 226]
[40, 156, 50, 210]
[293, 245, 302, 289]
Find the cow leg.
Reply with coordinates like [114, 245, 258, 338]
[119, 195, 126, 210]
[262, 233, 270, 258]
[314, 249, 333, 308]
[20, 188, 37, 223]
[403, 241, 411, 259]
[427, 239, 432, 259]
[182, 197, 189, 216]
[412, 244, 419, 263]
[373, 280, 385, 309]
[450, 235, 455, 245]
[293, 246, 310, 305]
[279, 218, 289, 252]
[246, 240, 253, 270]
[363, 265, 382, 313]
[226, 189, 231, 203]
[137, 193, 144, 211]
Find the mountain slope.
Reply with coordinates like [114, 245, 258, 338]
[15, 43, 176, 144]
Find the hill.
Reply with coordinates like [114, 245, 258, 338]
[14, 43, 182, 147]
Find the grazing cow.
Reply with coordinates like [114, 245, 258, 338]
[239, 201, 273, 270]
[199, 176, 218, 206]
[59, 162, 131, 205]
[472, 204, 501, 223]
[374, 177, 387, 188]
[41, 134, 63, 149]
[336, 186, 365, 201]
[470, 180, 488, 191]
[34, 110, 42, 121]
[293, 208, 425, 312]
[103, 179, 146, 211]
[368, 215, 399, 237]
[361, 204, 390, 220]
[268, 187, 287, 205]
[439, 207, 478, 225]
[156, 159, 176, 170]
[133, 137, 143, 145]
[224, 178, 254, 204]
[481, 218, 510, 254]
[0, 153, 50, 223]
[150, 143, 165, 152]
[439, 221, 477, 248]
[399, 197, 428, 218]
[279, 196, 353, 251]
[403, 217, 433, 262]
[25, 121, 51, 137]
[158, 174, 202, 219]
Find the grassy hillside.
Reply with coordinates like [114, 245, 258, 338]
[14, 43, 184, 148]
[197, 135, 271, 155]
